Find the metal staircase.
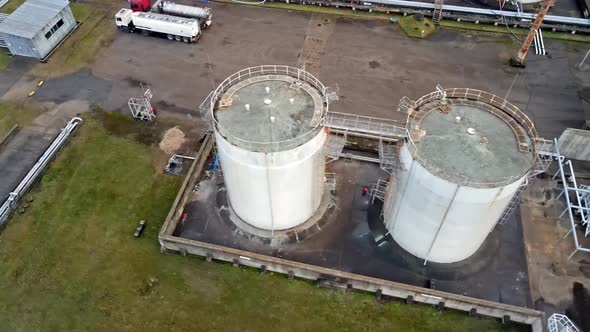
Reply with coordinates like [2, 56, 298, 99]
[324, 134, 347, 163]
[548, 313, 580, 332]
[370, 179, 389, 205]
[498, 138, 556, 225]
[498, 179, 528, 225]
[379, 140, 399, 175]
[531, 138, 556, 176]
[433, 0, 444, 24]
[325, 172, 337, 193]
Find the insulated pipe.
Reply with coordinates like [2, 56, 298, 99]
[539, 29, 546, 55]
[0, 117, 83, 227]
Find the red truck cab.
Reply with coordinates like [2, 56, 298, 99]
[130, 0, 151, 12]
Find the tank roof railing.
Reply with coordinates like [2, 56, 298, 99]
[401, 87, 539, 188]
[410, 88, 539, 148]
[201, 65, 329, 153]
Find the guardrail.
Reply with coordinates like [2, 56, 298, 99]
[0, 117, 82, 230]
[159, 233, 544, 331]
[405, 88, 538, 188]
[159, 133, 544, 332]
[325, 111, 408, 140]
[258, 0, 590, 33]
[0, 124, 19, 151]
[200, 65, 329, 153]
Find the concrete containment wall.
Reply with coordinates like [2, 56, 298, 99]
[215, 130, 326, 230]
[158, 134, 544, 332]
[158, 233, 544, 332]
[385, 144, 526, 263]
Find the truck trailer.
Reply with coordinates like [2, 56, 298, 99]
[158, 1, 212, 28]
[115, 8, 201, 43]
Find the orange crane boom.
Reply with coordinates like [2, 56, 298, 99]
[511, 0, 553, 67]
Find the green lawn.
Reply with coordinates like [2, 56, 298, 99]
[32, 2, 117, 78]
[0, 49, 10, 72]
[0, 101, 45, 138]
[0, 0, 25, 14]
[0, 112, 527, 331]
[399, 15, 436, 39]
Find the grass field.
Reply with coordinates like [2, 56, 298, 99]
[399, 15, 436, 38]
[0, 49, 10, 72]
[0, 112, 527, 331]
[0, 0, 25, 14]
[0, 101, 45, 138]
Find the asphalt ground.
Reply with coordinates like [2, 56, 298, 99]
[86, 2, 588, 139]
[177, 157, 532, 307]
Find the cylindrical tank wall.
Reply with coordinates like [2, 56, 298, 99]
[215, 130, 327, 231]
[384, 144, 527, 264]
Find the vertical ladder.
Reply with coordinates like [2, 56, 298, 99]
[325, 173, 337, 193]
[433, 0, 444, 24]
[498, 180, 528, 225]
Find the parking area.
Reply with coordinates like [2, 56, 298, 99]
[15, 1, 583, 138]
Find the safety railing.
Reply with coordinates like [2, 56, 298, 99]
[325, 112, 407, 139]
[200, 65, 329, 153]
[411, 88, 538, 147]
[403, 88, 538, 188]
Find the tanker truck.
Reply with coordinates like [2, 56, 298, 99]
[157, 1, 212, 28]
[115, 8, 201, 43]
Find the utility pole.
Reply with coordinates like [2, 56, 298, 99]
[510, 0, 553, 67]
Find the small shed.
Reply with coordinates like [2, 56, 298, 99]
[0, 0, 76, 60]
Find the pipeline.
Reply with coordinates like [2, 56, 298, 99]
[365, 0, 590, 27]
[271, 0, 590, 33]
[0, 117, 83, 229]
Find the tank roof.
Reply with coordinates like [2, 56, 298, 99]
[214, 76, 324, 151]
[408, 100, 534, 185]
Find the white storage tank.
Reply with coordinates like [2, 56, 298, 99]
[206, 66, 329, 231]
[384, 88, 537, 264]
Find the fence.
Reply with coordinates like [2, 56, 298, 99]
[404, 88, 539, 188]
[199, 65, 329, 153]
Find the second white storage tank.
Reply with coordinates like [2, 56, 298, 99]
[383, 88, 537, 264]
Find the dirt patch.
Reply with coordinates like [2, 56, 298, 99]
[95, 110, 164, 146]
[159, 127, 186, 154]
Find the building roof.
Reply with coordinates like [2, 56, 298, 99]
[0, 0, 70, 39]
[558, 128, 590, 161]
